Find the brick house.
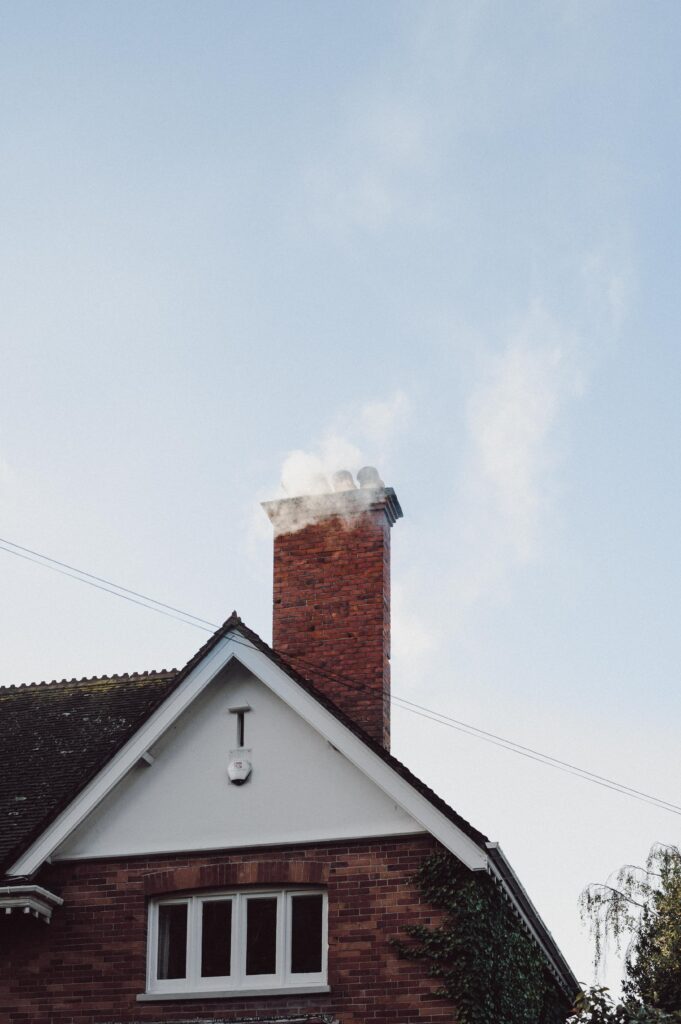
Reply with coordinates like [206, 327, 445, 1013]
[0, 475, 577, 1023]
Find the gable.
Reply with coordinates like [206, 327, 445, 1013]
[54, 661, 424, 861]
[6, 627, 488, 877]
[1, 623, 575, 992]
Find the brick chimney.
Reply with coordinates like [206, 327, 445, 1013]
[262, 468, 403, 750]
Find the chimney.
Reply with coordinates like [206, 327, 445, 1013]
[262, 469, 403, 750]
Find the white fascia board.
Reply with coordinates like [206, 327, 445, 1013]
[0, 885, 63, 922]
[226, 640, 489, 872]
[8, 636, 233, 877]
[0, 884, 63, 905]
[8, 632, 487, 877]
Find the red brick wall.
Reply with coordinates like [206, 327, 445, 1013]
[0, 834, 457, 1024]
[271, 503, 393, 749]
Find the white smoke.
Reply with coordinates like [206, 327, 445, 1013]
[278, 436, 364, 499]
[259, 390, 410, 536]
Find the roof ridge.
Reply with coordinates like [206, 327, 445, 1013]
[1, 668, 178, 692]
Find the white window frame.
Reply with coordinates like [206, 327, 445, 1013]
[146, 889, 328, 997]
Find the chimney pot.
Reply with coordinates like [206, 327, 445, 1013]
[357, 466, 384, 489]
[332, 470, 357, 492]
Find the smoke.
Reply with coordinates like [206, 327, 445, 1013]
[258, 390, 410, 536]
[279, 436, 364, 499]
[266, 440, 377, 537]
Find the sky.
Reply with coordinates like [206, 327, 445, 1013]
[1, 0, 681, 995]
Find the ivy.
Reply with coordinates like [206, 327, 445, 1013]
[392, 851, 570, 1024]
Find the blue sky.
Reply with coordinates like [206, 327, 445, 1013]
[1, 0, 680, 991]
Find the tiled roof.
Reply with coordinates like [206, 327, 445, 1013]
[0, 669, 178, 874]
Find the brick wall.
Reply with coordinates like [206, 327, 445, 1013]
[0, 834, 457, 1024]
[270, 500, 394, 750]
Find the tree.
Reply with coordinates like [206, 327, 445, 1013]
[580, 844, 681, 1014]
[569, 986, 681, 1024]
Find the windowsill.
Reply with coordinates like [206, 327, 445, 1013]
[137, 984, 331, 1002]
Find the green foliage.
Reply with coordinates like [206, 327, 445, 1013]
[581, 844, 681, 1012]
[569, 986, 681, 1024]
[392, 850, 570, 1024]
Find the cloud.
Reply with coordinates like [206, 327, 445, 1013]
[358, 390, 411, 450]
[581, 245, 632, 337]
[304, 97, 433, 235]
[467, 305, 578, 561]
[391, 579, 439, 681]
[448, 302, 583, 613]
[0, 447, 15, 510]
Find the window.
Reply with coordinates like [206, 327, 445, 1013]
[146, 890, 327, 996]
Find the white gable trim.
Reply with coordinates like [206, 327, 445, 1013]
[8, 631, 488, 877]
[232, 642, 488, 872]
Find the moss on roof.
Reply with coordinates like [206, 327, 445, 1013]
[0, 669, 178, 873]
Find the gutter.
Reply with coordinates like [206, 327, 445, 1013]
[486, 842, 580, 998]
[0, 883, 63, 923]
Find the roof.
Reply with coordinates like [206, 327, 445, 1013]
[0, 614, 577, 994]
[0, 669, 178, 874]
[0, 613, 489, 879]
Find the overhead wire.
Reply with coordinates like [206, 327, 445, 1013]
[0, 537, 217, 631]
[391, 699, 681, 816]
[393, 696, 681, 813]
[1, 534, 679, 816]
[254, 646, 681, 816]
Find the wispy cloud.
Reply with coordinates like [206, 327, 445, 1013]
[466, 304, 579, 563]
[389, 300, 588, 692]
[304, 96, 433, 235]
[581, 244, 632, 337]
[0, 447, 15, 511]
[440, 302, 582, 619]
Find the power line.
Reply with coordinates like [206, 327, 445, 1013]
[391, 698, 681, 816]
[1, 534, 679, 817]
[0, 538, 217, 633]
[263, 649, 681, 816]
[392, 696, 681, 813]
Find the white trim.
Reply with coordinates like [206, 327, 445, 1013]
[8, 632, 487, 876]
[232, 641, 489, 872]
[0, 884, 63, 923]
[53, 827, 426, 862]
[8, 637, 232, 876]
[146, 888, 328, 997]
[136, 985, 331, 1001]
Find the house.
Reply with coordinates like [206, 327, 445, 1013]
[0, 472, 578, 1024]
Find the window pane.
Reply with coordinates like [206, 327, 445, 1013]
[201, 900, 232, 977]
[246, 897, 277, 975]
[157, 903, 187, 980]
[291, 894, 323, 974]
